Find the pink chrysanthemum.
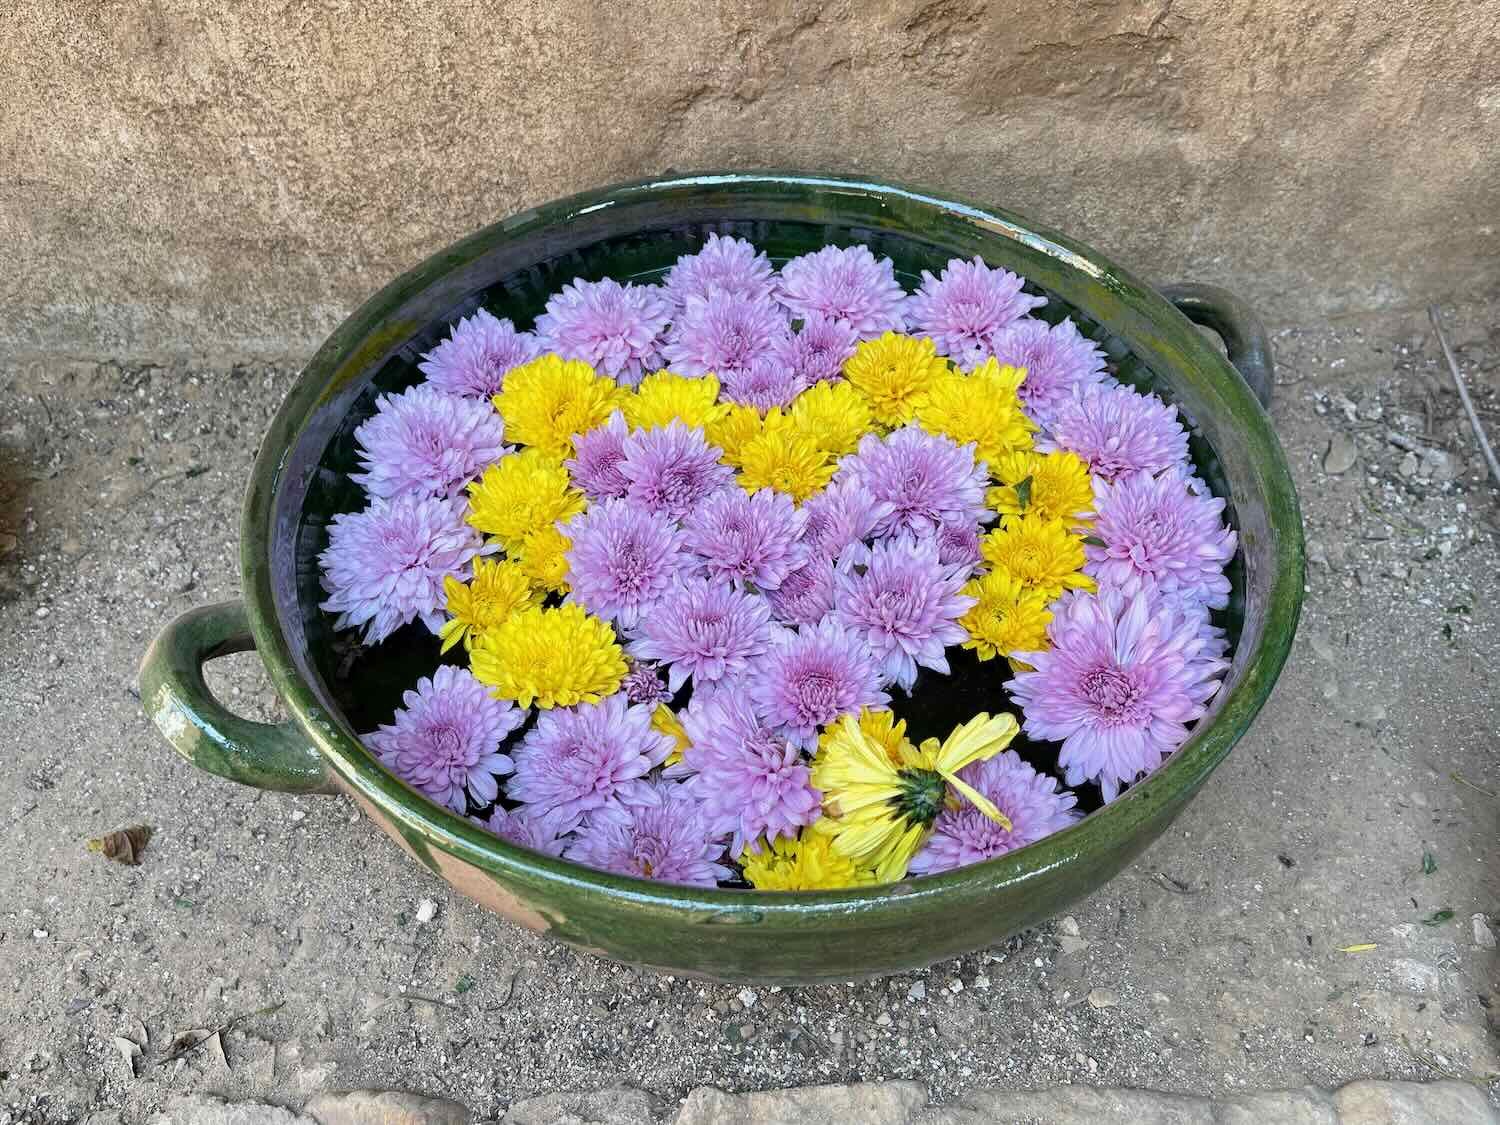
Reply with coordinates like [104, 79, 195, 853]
[908, 751, 1080, 875]
[1040, 383, 1190, 481]
[351, 384, 510, 500]
[474, 805, 569, 858]
[663, 233, 777, 307]
[764, 557, 837, 627]
[566, 781, 730, 887]
[1087, 470, 1237, 610]
[832, 535, 975, 692]
[988, 317, 1108, 426]
[362, 664, 522, 813]
[1007, 590, 1228, 802]
[535, 277, 671, 387]
[776, 245, 906, 339]
[833, 427, 990, 538]
[629, 577, 773, 693]
[662, 291, 790, 379]
[682, 487, 808, 591]
[904, 256, 1046, 369]
[749, 619, 890, 749]
[773, 313, 860, 385]
[679, 692, 821, 856]
[616, 420, 736, 521]
[621, 659, 672, 707]
[509, 692, 674, 829]
[799, 477, 894, 563]
[418, 309, 540, 398]
[319, 493, 490, 644]
[564, 498, 692, 628]
[721, 355, 808, 411]
[565, 411, 632, 501]
[936, 518, 983, 569]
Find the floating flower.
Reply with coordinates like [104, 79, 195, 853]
[663, 232, 776, 307]
[935, 518, 982, 569]
[958, 569, 1054, 662]
[764, 557, 837, 627]
[682, 487, 807, 591]
[741, 831, 879, 891]
[465, 448, 585, 551]
[787, 379, 874, 457]
[662, 291, 789, 379]
[833, 535, 975, 692]
[830, 707, 915, 768]
[514, 523, 572, 594]
[653, 704, 692, 767]
[564, 412, 632, 501]
[621, 660, 672, 707]
[629, 577, 773, 693]
[320, 493, 490, 644]
[721, 355, 808, 411]
[776, 245, 906, 338]
[623, 371, 729, 432]
[913, 359, 1036, 468]
[493, 354, 628, 457]
[509, 691, 673, 828]
[535, 277, 671, 386]
[736, 425, 836, 503]
[811, 712, 1020, 882]
[418, 309, 539, 398]
[1087, 469, 1237, 610]
[842, 332, 949, 428]
[980, 514, 1095, 601]
[800, 476, 894, 562]
[904, 256, 1045, 369]
[749, 618, 890, 749]
[351, 384, 511, 500]
[474, 805, 569, 858]
[988, 316, 1108, 426]
[1040, 383, 1190, 481]
[1007, 590, 1227, 801]
[908, 751, 1080, 874]
[439, 557, 537, 653]
[564, 498, 692, 628]
[834, 427, 989, 538]
[565, 781, 730, 887]
[615, 420, 735, 521]
[774, 312, 860, 385]
[470, 604, 626, 709]
[679, 692, 822, 855]
[363, 665, 522, 813]
[987, 450, 1094, 527]
[706, 402, 772, 466]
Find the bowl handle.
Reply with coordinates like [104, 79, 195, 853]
[139, 600, 335, 794]
[1159, 283, 1275, 410]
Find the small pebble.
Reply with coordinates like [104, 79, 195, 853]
[1059, 915, 1080, 937]
[414, 899, 437, 925]
[972, 975, 991, 990]
[1324, 433, 1357, 474]
[290, 809, 306, 822]
[907, 980, 926, 1002]
[875, 1012, 892, 1027]
[737, 988, 758, 1009]
[1473, 914, 1496, 950]
[947, 979, 963, 993]
[1087, 987, 1119, 1009]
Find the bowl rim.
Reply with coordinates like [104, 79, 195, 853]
[241, 170, 1304, 918]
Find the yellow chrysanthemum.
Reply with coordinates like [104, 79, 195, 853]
[817, 708, 914, 769]
[979, 514, 1096, 600]
[842, 332, 950, 428]
[652, 704, 691, 767]
[470, 604, 625, 709]
[624, 371, 730, 432]
[958, 569, 1054, 662]
[741, 831, 880, 891]
[439, 557, 538, 653]
[492, 354, 627, 457]
[513, 523, 572, 594]
[736, 426, 836, 503]
[914, 360, 1037, 467]
[787, 380, 874, 457]
[987, 450, 1094, 527]
[810, 713, 1020, 883]
[706, 402, 775, 466]
[465, 449, 585, 551]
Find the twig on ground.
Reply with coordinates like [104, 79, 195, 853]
[157, 1001, 285, 1066]
[1429, 306, 1500, 486]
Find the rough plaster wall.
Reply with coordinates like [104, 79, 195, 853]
[2, 0, 1497, 362]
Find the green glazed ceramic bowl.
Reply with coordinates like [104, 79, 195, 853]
[140, 173, 1303, 984]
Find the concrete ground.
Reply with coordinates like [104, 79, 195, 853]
[1, 295, 1497, 1124]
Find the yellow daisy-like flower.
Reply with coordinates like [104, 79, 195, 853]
[736, 426, 836, 503]
[470, 604, 625, 709]
[980, 514, 1096, 601]
[787, 380, 874, 457]
[958, 569, 1054, 662]
[741, 831, 880, 891]
[987, 450, 1094, 527]
[439, 557, 538, 653]
[706, 402, 775, 466]
[842, 332, 950, 429]
[652, 704, 691, 767]
[513, 523, 572, 594]
[914, 360, 1037, 467]
[817, 708, 914, 770]
[465, 449, 585, 551]
[624, 370, 729, 432]
[492, 354, 627, 457]
[810, 712, 1020, 883]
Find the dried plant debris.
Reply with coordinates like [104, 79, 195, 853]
[87, 824, 153, 865]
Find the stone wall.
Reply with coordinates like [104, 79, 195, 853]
[3, 0, 1497, 362]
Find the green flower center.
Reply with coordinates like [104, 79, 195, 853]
[892, 768, 948, 827]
